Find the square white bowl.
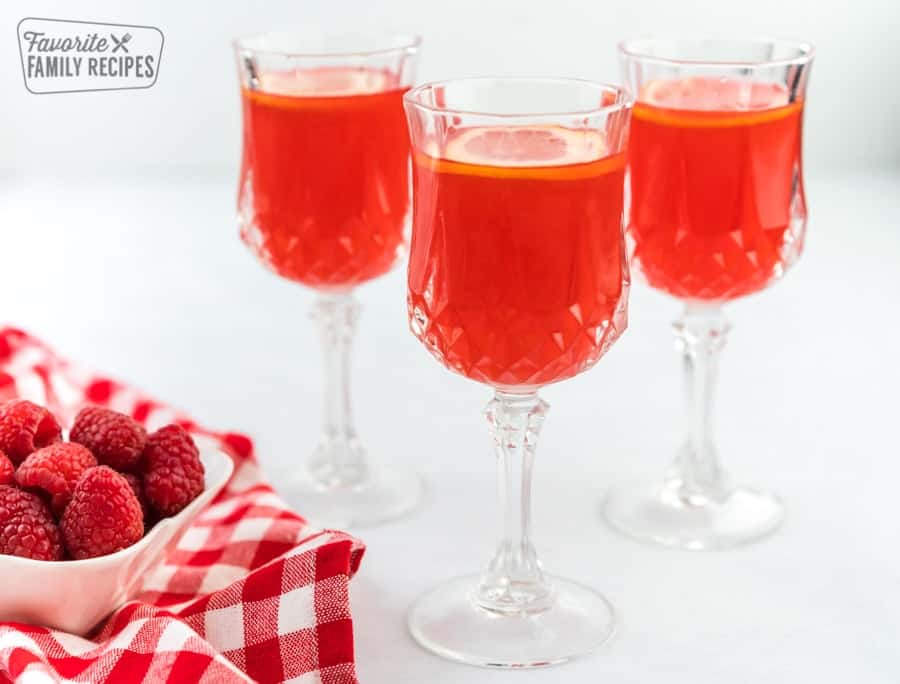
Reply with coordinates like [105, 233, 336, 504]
[0, 444, 233, 635]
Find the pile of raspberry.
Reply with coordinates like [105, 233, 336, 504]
[0, 399, 205, 561]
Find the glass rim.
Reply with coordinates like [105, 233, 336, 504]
[618, 36, 815, 68]
[403, 77, 633, 120]
[232, 31, 422, 59]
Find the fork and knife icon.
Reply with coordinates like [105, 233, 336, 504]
[110, 32, 132, 53]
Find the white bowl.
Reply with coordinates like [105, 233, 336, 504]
[0, 444, 233, 635]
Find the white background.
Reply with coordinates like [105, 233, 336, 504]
[2, 0, 899, 173]
[2, 1, 900, 683]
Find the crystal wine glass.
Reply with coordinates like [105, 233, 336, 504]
[403, 77, 632, 667]
[604, 38, 814, 549]
[234, 32, 423, 527]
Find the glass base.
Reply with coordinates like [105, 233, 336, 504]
[603, 479, 785, 550]
[280, 464, 424, 529]
[408, 574, 616, 668]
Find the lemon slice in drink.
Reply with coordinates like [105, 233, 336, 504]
[640, 77, 790, 111]
[443, 126, 608, 167]
[256, 67, 395, 97]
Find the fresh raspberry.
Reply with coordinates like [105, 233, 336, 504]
[0, 451, 14, 485]
[0, 400, 62, 464]
[16, 443, 97, 514]
[142, 425, 204, 517]
[69, 407, 147, 471]
[0, 485, 63, 560]
[61, 466, 144, 560]
[121, 472, 152, 525]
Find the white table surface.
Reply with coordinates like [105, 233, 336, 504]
[0, 167, 897, 683]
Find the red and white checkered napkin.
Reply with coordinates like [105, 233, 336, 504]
[0, 328, 365, 684]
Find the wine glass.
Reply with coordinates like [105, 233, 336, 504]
[604, 37, 815, 549]
[233, 32, 423, 527]
[403, 77, 632, 667]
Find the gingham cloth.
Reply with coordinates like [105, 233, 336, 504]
[0, 328, 365, 684]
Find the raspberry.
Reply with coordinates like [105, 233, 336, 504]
[0, 400, 62, 464]
[0, 485, 63, 560]
[69, 407, 147, 471]
[61, 466, 144, 560]
[0, 451, 14, 485]
[16, 443, 97, 514]
[142, 425, 204, 517]
[121, 472, 152, 525]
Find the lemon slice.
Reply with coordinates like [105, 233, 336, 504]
[443, 125, 608, 167]
[640, 77, 790, 111]
[255, 67, 394, 97]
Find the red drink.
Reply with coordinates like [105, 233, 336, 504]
[408, 126, 628, 390]
[628, 78, 805, 301]
[239, 68, 411, 289]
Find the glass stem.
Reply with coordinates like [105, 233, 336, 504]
[477, 391, 554, 615]
[670, 304, 731, 503]
[308, 292, 368, 489]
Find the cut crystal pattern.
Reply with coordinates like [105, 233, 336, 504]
[408, 266, 628, 390]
